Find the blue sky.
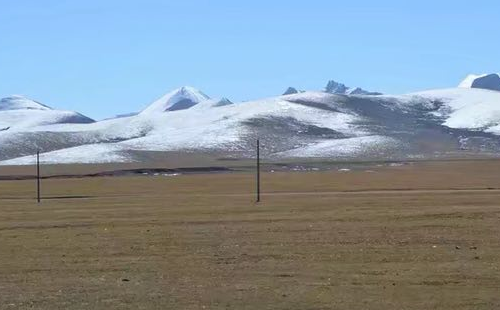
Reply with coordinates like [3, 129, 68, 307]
[0, 0, 498, 119]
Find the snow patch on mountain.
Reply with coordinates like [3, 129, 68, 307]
[193, 98, 234, 109]
[393, 88, 500, 133]
[0, 96, 94, 131]
[140, 86, 210, 114]
[0, 91, 373, 164]
[276, 136, 395, 158]
[0, 143, 129, 165]
[4, 79, 500, 165]
[0, 95, 51, 111]
[0, 110, 93, 131]
[119, 93, 363, 152]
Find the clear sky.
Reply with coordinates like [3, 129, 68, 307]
[1, 0, 498, 119]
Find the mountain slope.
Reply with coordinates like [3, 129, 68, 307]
[0, 96, 94, 131]
[3, 84, 500, 165]
[0, 95, 51, 111]
[397, 88, 500, 134]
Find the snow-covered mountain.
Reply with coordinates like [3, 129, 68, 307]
[0, 95, 51, 111]
[140, 86, 210, 114]
[3, 79, 500, 165]
[0, 95, 94, 131]
[459, 73, 500, 92]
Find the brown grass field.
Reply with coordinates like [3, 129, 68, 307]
[1, 159, 500, 309]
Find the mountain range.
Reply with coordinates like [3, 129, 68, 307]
[1, 75, 500, 165]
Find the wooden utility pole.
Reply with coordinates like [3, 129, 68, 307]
[256, 139, 260, 203]
[36, 150, 41, 203]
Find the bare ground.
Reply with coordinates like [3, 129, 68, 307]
[0, 159, 500, 309]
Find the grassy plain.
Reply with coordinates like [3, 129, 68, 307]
[0, 159, 500, 309]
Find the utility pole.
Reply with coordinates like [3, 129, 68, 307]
[36, 150, 40, 203]
[256, 139, 260, 203]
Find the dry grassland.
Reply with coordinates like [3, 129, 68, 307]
[0, 160, 499, 309]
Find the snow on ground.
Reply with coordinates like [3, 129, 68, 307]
[0, 109, 91, 131]
[5, 86, 500, 165]
[0, 95, 93, 131]
[119, 94, 364, 151]
[0, 144, 130, 165]
[275, 136, 395, 158]
[0, 95, 51, 111]
[0, 91, 373, 165]
[390, 88, 500, 133]
[282, 91, 344, 105]
[20, 92, 363, 149]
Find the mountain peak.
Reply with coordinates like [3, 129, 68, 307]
[140, 86, 210, 114]
[282, 87, 300, 95]
[177, 86, 204, 94]
[213, 97, 233, 107]
[0, 95, 52, 111]
[193, 97, 234, 109]
[324, 80, 381, 96]
[459, 73, 500, 91]
[325, 80, 348, 94]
